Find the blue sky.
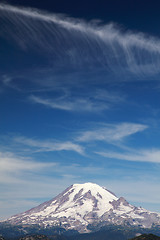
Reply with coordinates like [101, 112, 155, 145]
[0, 0, 160, 220]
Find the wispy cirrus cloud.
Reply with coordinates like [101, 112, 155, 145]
[96, 148, 160, 163]
[29, 88, 125, 112]
[1, 75, 25, 91]
[0, 150, 103, 185]
[0, 151, 55, 174]
[2, 75, 12, 86]
[77, 122, 148, 143]
[1, 3, 160, 74]
[29, 91, 124, 112]
[94, 89, 125, 103]
[14, 136, 84, 155]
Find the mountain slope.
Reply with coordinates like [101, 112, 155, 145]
[130, 234, 160, 240]
[3, 183, 160, 233]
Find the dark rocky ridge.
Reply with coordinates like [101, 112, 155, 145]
[130, 234, 160, 240]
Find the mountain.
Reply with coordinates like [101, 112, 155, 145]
[18, 235, 51, 240]
[0, 237, 5, 240]
[129, 233, 160, 239]
[0, 235, 67, 240]
[1, 232, 160, 240]
[2, 183, 160, 233]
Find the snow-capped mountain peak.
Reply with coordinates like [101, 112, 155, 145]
[4, 183, 160, 233]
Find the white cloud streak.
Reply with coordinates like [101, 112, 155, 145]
[29, 95, 110, 112]
[1, 4, 160, 74]
[77, 123, 148, 142]
[97, 149, 160, 163]
[0, 150, 104, 186]
[0, 151, 55, 173]
[0, 151, 56, 185]
[14, 136, 84, 154]
[29, 89, 125, 112]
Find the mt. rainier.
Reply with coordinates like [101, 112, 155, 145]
[4, 183, 160, 233]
